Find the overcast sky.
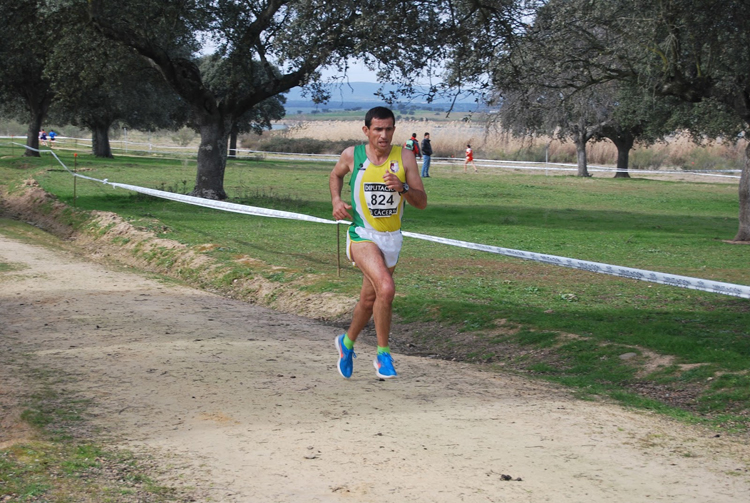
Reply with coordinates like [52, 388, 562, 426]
[200, 39, 422, 85]
[320, 59, 445, 86]
[320, 59, 378, 83]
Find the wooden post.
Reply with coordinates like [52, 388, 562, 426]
[73, 153, 78, 207]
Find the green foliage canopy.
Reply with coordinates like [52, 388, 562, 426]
[0, 0, 58, 156]
[88, 0, 531, 199]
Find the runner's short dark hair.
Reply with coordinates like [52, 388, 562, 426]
[365, 107, 396, 128]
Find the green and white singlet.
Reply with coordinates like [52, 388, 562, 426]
[349, 144, 407, 233]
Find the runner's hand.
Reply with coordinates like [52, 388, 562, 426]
[382, 172, 404, 193]
[332, 200, 352, 221]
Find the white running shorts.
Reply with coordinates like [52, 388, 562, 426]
[346, 227, 403, 268]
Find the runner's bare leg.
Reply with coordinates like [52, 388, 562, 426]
[346, 241, 396, 348]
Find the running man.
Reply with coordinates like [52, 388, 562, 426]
[464, 144, 477, 173]
[330, 107, 427, 379]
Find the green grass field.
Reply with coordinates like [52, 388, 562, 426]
[2, 144, 748, 428]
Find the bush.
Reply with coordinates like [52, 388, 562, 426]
[510, 145, 548, 162]
[547, 143, 576, 163]
[680, 146, 742, 171]
[0, 118, 27, 136]
[240, 135, 356, 155]
[630, 148, 670, 170]
[171, 127, 196, 147]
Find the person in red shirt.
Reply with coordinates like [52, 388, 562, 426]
[464, 144, 477, 173]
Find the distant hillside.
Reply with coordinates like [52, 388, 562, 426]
[284, 82, 485, 113]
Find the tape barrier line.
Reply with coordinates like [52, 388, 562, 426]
[110, 182, 338, 225]
[403, 231, 750, 299]
[19, 143, 750, 299]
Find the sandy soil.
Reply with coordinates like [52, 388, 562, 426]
[1, 228, 749, 503]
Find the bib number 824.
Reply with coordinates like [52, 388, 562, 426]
[371, 194, 395, 206]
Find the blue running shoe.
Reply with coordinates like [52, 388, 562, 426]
[335, 334, 356, 379]
[374, 353, 397, 379]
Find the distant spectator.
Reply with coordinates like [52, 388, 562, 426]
[421, 132, 432, 177]
[464, 144, 477, 173]
[404, 133, 421, 158]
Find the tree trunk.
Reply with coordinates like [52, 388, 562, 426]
[191, 118, 229, 200]
[92, 126, 113, 158]
[613, 153, 631, 178]
[22, 90, 52, 158]
[574, 136, 590, 177]
[24, 113, 44, 158]
[734, 143, 750, 241]
[228, 125, 238, 159]
[612, 134, 634, 179]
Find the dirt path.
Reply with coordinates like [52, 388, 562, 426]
[1, 227, 749, 503]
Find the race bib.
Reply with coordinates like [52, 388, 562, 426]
[363, 183, 400, 217]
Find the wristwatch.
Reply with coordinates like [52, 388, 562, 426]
[399, 183, 410, 195]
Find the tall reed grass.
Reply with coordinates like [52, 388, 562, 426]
[246, 119, 747, 171]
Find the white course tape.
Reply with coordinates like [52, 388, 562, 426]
[110, 182, 339, 225]
[403, 231, 750, 299]
[18, 143, 750, 299]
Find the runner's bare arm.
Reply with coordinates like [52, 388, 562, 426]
[383, 148, 427, 210]
[330, 147, 355, 221]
